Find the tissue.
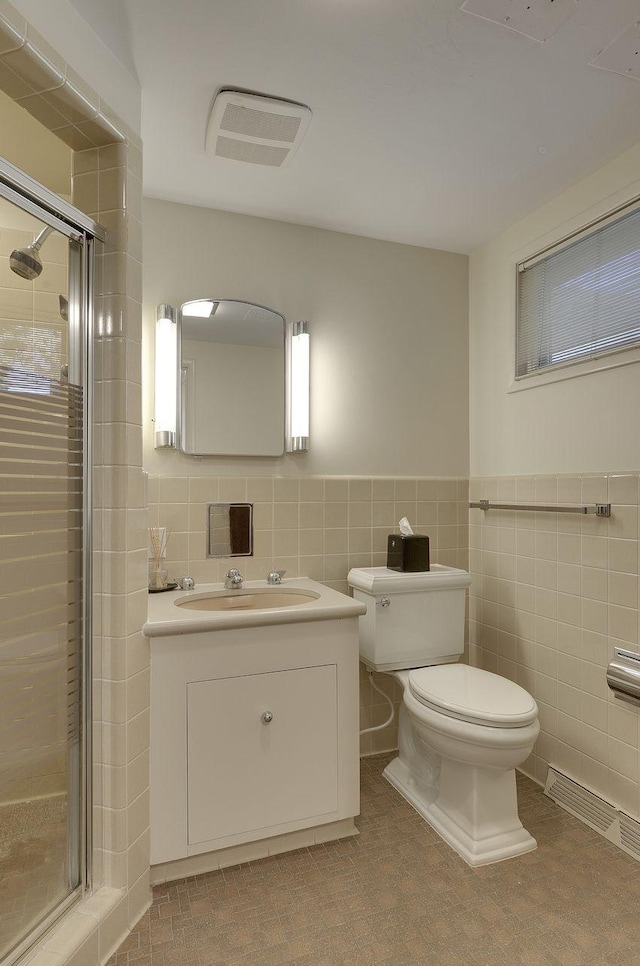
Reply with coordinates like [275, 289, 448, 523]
[387, 519, 430, 572]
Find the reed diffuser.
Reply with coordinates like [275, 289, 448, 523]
[148, 526, 169, 590]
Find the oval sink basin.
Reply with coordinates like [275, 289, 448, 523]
[175, 588, 321, 612]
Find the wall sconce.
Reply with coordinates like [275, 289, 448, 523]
[154, 303, 177, 448]
[286, 320, 310, 453]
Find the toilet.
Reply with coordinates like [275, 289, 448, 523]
[347, 564, 539, 867]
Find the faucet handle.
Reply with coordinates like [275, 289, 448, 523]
[175, 575, 195, 590]
[267, 570, 286, 585]
[224, 568, 244, 589]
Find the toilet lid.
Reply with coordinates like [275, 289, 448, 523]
[408, 665, 538, 728]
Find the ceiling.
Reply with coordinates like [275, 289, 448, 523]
[69, 0, 640, 253]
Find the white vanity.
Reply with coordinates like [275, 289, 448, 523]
[144, 578, 365, 883]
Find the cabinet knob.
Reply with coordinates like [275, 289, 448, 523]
[261, 711, 274, 724]
[377, 597, 391, 608]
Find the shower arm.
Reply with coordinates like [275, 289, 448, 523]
[31, 225, 54, 250]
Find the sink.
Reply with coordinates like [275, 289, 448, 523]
[175, 587, 321, 612]
[144, 577, 366, 636]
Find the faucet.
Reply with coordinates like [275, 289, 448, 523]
[267, 570, 286, 585]
[224, 568, 244, 590]
[175, 575, 195, 590]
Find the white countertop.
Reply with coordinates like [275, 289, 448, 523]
[143, 577, 366, 638]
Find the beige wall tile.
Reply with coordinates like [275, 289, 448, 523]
[609, 474, 639, 506]
[470, 472, 640, 814]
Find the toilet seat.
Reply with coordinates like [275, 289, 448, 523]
[408, 664, 538, 728]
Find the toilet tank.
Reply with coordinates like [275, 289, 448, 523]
[347, 565, 471, 671]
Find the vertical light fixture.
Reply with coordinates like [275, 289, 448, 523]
[155, 303, 177, 448]
[286, 320, 310, 452]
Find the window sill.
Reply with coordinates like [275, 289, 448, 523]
[508, 345, 640, 393]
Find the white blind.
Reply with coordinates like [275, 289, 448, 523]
[0, 363, 84, 772]
[516, 205, 640, 377]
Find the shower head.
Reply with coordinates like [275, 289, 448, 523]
[9, 226, 54, 280]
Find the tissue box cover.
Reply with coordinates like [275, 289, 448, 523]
[387, 534, 430, 572]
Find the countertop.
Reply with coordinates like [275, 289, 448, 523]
[143, 577, 366, 637]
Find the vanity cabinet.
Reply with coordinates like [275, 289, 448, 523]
[149, 616, 360, 874]
[187, 665, 338, 844]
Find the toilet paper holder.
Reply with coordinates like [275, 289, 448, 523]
[606, 648, 640, 708]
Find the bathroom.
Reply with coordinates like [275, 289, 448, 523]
[2, 0, 640, 964]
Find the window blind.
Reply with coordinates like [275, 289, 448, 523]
[516, 204, 640, 378]
[0, 363, 84, 804]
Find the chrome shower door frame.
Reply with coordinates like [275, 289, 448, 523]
[0, 157, 104, 965]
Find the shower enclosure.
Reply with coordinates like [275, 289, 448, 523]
[0, 160, 102, 964]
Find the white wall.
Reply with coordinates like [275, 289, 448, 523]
[469, 141, 640, 477]
[10, 0, 140, 134]
[143, 198, 469, 478]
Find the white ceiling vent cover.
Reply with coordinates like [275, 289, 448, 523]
[460, 0, 575, 43]
[206, 92, 312, 168]
[590, 23, 640, 82]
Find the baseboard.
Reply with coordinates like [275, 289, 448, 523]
[151, 817, 359, 885]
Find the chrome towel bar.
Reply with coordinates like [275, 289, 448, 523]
[469, 499, 611, 517]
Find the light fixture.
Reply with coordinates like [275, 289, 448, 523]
[154, 303, 177, 448]
[286, 320, 310, 452]
[182, 299, 218, 318]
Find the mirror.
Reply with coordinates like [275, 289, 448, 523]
[207, 503, 253, 557]
[178, 299, 285, 457]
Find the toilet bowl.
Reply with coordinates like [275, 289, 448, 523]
[386, 665, 539, 867]
[347, 565, 540, 867]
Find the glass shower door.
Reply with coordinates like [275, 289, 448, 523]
[0, 196, 87, 962]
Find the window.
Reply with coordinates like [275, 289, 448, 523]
[516, 202, 640, 378]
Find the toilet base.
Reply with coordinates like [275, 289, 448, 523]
[384, 755, 537, 867]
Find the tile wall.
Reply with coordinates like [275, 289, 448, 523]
[469, 474, 640, 818]
[0, 3, 149, 963]
[0, 226, 70, 805]
[81, 135, 148, 922]
[148, 474, 470, 755]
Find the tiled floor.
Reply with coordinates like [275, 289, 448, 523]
[0, 796, 68, 960]
[110, 755, 640, 966]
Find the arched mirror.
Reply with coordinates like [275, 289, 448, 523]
[179, 299, 285, 457]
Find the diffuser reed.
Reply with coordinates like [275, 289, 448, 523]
[149, 526, 169, 590]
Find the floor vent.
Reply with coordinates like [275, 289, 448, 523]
[544, 768, 617, 834]
[544, 766, 640, 861]
[619, 813, 640, 861]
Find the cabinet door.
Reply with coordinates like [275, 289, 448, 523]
[187, 665, 338, 844]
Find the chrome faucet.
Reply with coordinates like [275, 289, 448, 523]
[267, 570, 286, 585]
[224, 568, 244, 589]
[175, 575, 195, 590]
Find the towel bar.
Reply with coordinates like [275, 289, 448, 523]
[469, 500, 611, 517]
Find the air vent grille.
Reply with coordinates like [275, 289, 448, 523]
[220, 104, 301, 143]
[590, 24, 640, 82]
[215, 138, 290, 167]
[544, 768, 617, 834]
[619, 813, 640, 861]
[544, 766, 640, 863]
[460, 0, 575, 43]
[206, 91, 312, 168]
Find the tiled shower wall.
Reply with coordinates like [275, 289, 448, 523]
[469, 474, 640, 819]
[0, 3, 148, 962]
[0, 227, 70, 805]
[148, 474, 469, 755]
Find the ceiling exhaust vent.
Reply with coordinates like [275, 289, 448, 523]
[205, 91, 312, 167]
[460, 0, 575, 43]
